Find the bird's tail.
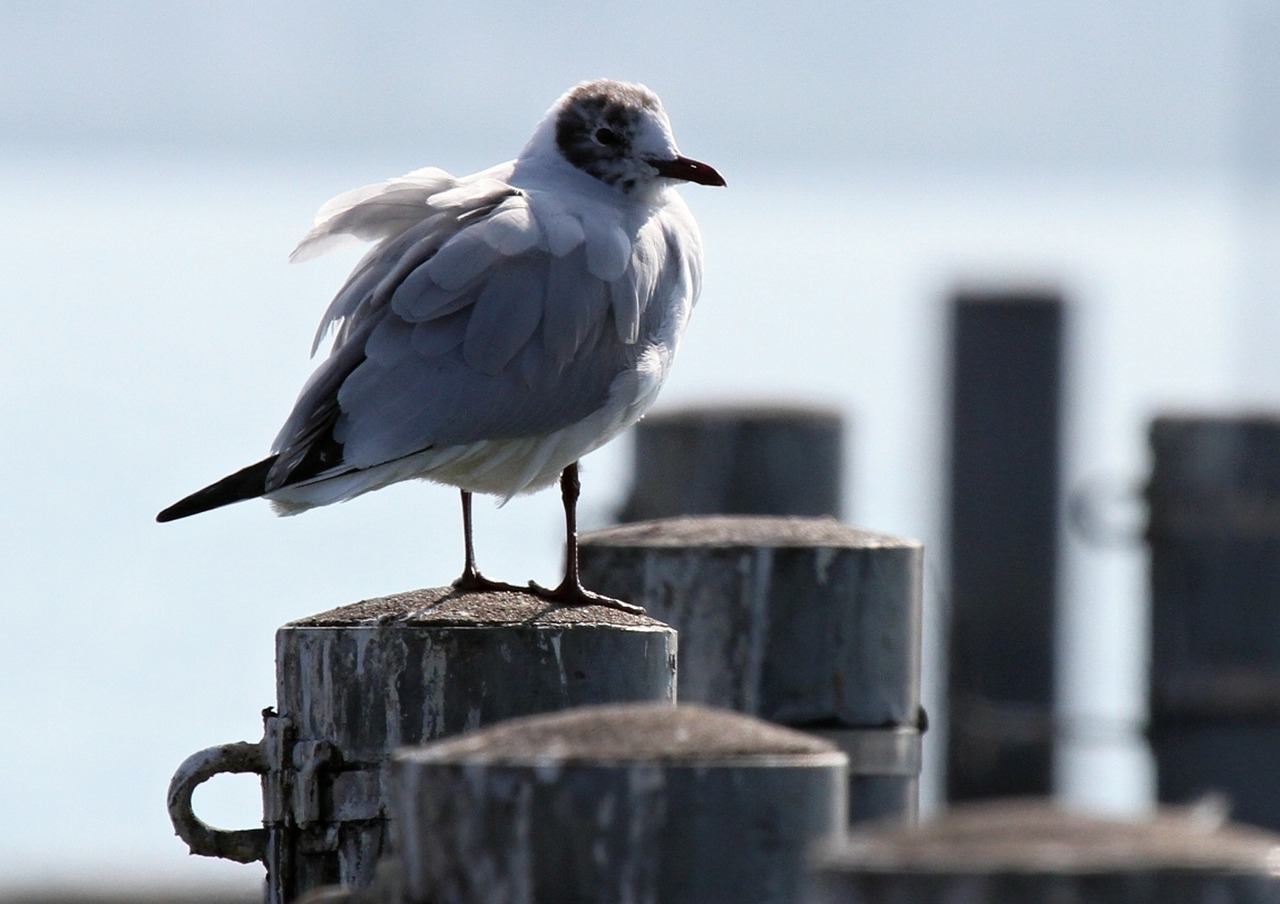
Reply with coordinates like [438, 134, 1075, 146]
[156, 456, 278, 522]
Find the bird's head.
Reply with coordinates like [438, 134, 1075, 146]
[523, 79, 725, 196]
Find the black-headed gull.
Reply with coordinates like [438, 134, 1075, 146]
[157, 78, 724, 612]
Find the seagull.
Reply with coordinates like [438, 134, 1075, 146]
[156, 79, 724, 613]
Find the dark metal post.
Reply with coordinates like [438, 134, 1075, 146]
[578, 515, 923, 823]
[619, 403, 844, 521]
[1147, 415, 1280, 829]
[167, 588, 676, 902]
[945, 291, 1064, 802]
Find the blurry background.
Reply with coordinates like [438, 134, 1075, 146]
[1, 0, 1275, 897]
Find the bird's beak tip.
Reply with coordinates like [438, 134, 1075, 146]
[651, 155, 726, 187]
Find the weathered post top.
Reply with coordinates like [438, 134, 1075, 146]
[398, 700, 844, 764]
[583, 513, 905, 549]
[276, 586, 676, 759]
[288, 585, 669, 627]
[579, 515, 923, 727]
[391, 703, 848, 904]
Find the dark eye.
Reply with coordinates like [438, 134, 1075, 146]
[594, 127, 621, 147]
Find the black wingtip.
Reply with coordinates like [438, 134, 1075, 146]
[157, 456, 278, 523]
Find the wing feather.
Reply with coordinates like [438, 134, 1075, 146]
[427, 177, 515, 212]
[463, 256, 545, 375]
[518, 325, 548, 389]
[527, 195, 586, 256]
[607, 226, 670, 345]
[471, 199, 541, 256]
[290, 168, 457, 262]
[632, 225, 666, 310]
[609, 275, 641, 345]
[336, 359, 445, 465]
[582, 212, 632, 281]
[300, 171, 515, 352]
[542, 246, 610, 367]
[310, 212, 450, 353]
[411, 308, 470, 359]
[390, 267, 473, 323]
[422, 231, 504, 291]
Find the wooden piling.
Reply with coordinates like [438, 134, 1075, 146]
[391, 703, 848, 904]
[167, 588, 676, 903]
[577, 515, 923, 823]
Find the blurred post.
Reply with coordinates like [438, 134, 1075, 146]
[945, 290, 1064, 802]
[809, 799, 1280, 903]
[1147, 415, 1280, 830]
[619, 403, 844, 521]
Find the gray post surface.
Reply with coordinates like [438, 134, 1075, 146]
[808, 799, 1280, 903]
[1147, 415, 1280, 829]
[578, 515, 923, 823]
[167, 587, 676, 903]
[619, 403, 844, 521]
[392, 703, 848, 904]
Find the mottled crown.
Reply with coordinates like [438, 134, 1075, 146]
[553, 80, 669, 192]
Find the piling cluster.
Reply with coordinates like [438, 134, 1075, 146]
[166, 405, 1280, 903]
[170, 507, 920, 904]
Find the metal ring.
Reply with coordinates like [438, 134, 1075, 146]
[166, 741, 268, 864]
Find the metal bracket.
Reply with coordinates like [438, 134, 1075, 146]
[805, 726, 922, 777]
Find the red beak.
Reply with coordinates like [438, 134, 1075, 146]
[648, 155, 727, 187]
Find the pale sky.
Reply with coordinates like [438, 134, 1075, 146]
[0, 0, 1253, 172]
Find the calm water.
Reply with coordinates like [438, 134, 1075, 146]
[0, 152, 1240, 890]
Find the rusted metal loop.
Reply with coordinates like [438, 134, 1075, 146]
[166, 740, 268, 864]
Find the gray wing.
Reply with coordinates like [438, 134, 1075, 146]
[267, 174, 692, 490]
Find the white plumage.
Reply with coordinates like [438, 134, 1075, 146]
[158, 78, 724, 609]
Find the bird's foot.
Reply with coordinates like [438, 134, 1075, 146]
[527, 578, 645, 615]
[451, 568, 530, 596]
